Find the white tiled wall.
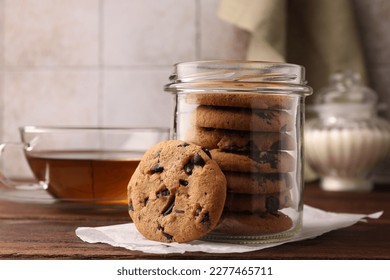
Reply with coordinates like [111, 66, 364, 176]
[0, 0, 249, 142]
[1, 0, 389, 143]
[3, 70, 100, 140]
[4, 0, 100, 67]
[103, 0, 198, 66]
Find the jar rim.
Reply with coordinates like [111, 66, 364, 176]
[172, 60, 305, 82]
[165, 60, 312, 96]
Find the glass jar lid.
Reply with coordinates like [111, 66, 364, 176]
[314, 71, 377, 106]
[312, 71, 380, 119]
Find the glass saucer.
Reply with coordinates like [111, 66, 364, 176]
[0, 184, 128, 213]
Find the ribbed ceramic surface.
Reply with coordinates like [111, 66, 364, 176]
[306, 126, 390, 178]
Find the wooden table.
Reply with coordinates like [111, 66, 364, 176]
[0, 182, 389, 259]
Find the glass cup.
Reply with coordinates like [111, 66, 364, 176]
[0, 126, 169, 207]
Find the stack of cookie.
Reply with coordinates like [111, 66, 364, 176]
[185, 92, 296, 236]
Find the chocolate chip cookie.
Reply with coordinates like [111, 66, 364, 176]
[210, 149, 295, 173]
[213, 211, 293, 236]
[128, 140, 227, 243]
[186, 92, 295, 110]
[224, 191, 292, 213]
[193, 105, 293, 132]
[224, 172, 291, 194]
[185, 127, 295, 151]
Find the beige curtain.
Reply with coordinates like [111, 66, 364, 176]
[218, 0, 367, 102]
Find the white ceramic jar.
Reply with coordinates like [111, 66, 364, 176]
[305, 71, 390, 191]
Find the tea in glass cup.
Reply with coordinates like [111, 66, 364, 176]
[0, 126, 170, 205]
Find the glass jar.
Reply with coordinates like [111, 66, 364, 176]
[165, 60, 312, 243]
[306, 71, 390, 192]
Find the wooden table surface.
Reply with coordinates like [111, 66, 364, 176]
[0, 182, 389, 260]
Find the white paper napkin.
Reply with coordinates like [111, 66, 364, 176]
[75, 205, 383, 254]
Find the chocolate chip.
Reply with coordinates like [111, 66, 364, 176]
[195, 207, 202, 216]
[150, 164, 164, 174]
[225, 141, 262, 161]
[178, 142, 189, 147]
[270, 140, 281, 150]
[184, 153, 205, 175]
[163, 232, 173, 241]
[266, 196, 280, 213]
[179, 179, 188, 186]
[156, 188, 170, 198]
[223, 144, 249, 154]
[162, 197, 175, 216]
[144, 197, 149, 206]
[175, 209, 185, 214]
[157, 224, 164, 231]
[184, 160, 194, 175]
[259, 152, 278, 169]
[255, 111, 273, 120]
[163, 203, 175, 216]
[202, 148, 212, 158]
[193, 153, 205, 167]
[242, 142, 259, 161]
[200, 212, 211, 227]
